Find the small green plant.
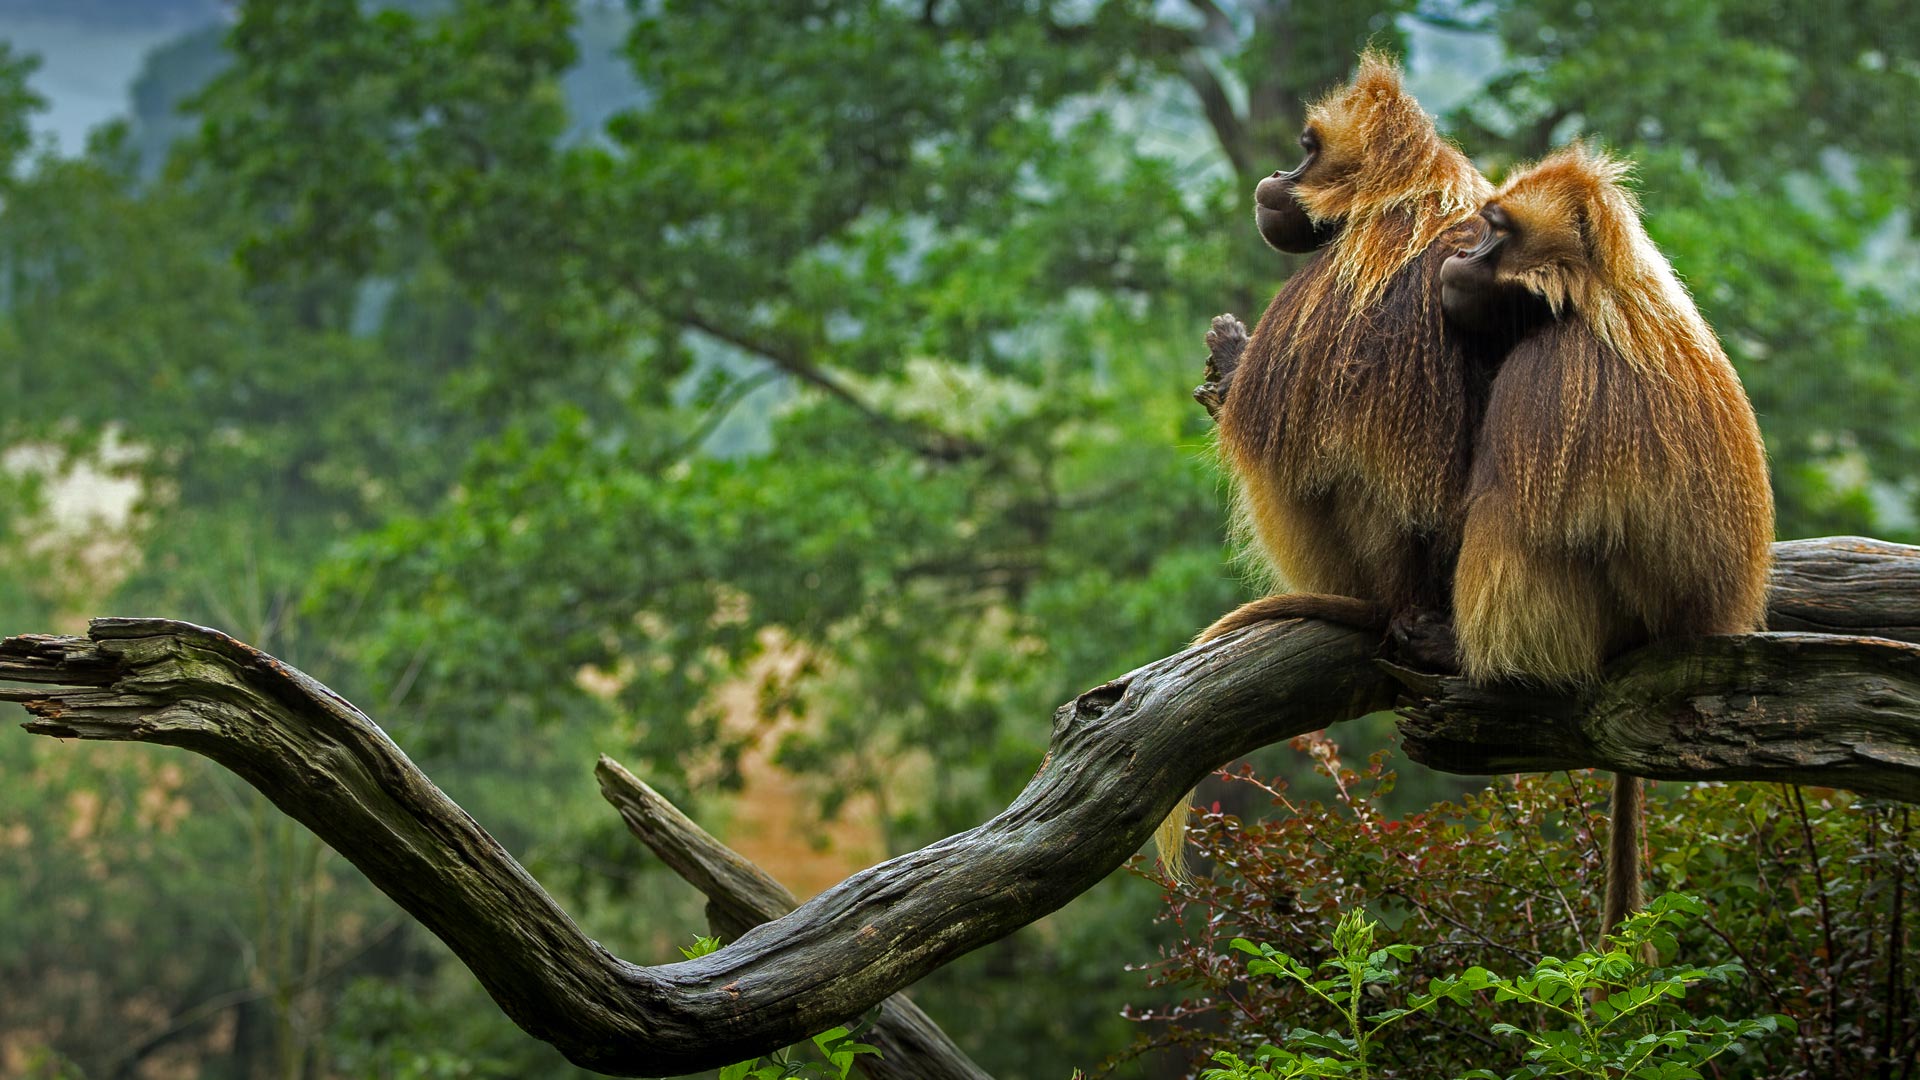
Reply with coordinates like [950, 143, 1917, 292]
[1200, 908, 1468, 1079]
[1454, 894, 1791, 1080]
[715, 1025, 882, 1080]
[681, 935, 882, 1079]
[1202, 895, 1790, 1080]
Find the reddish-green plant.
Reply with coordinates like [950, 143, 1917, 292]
[1116, 735, 1919, 1079]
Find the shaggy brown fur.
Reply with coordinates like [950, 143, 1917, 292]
[1449, 145, 1774, 937]
[1161, 52, 1496, 880]
[1217, 52, 1492, 623]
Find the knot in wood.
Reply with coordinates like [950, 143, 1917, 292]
[1072, 679, 1127, 718]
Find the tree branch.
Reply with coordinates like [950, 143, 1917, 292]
[593, 757, 991, 1080]
[1394, 632, 1920, 799]
[5, 537, 1917, 1073]
[676, 310, 982, 463]
[1181, 56, 1256, 179]
[568, 233, 977, 463]
[1765, 536, 1920, 642]
[1392, 537, 1920, 799]
[2, 615, 1391, 1075]
[1186, 0, 1237, 46]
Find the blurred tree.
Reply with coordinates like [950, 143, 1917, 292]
[0, 43, 41, 185]
[0, 16, 688, 1078]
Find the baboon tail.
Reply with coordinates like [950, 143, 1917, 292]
[1165, 592, 1384, 881]
[1154, 798, 1193, 885]
[1602, 773, 1645, 939]
[1195, 593, 1385, 644]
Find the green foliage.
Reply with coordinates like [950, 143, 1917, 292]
[715, 1024, 882, 1080]
[1203, 910, 1440, 1078]
[1456, 895, 1788, 1079]
[1203, 896, 1789, 1080]
[331, 977, 524, 1079]
[1132, 749, 1918, 1078]
[9, 1048, 86, 1080]
[0, 42, 44, 185]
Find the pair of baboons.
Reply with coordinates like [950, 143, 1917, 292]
[1165, 52, 1774, 940]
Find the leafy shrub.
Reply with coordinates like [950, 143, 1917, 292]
[1201, 896, 1788, 1080]
[1119, 736, 1920, 1078]
[713, 1027, 881, 1080]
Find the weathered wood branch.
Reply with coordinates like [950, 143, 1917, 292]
[4, 536, 1917, 1074]
[1394, 632, 1920, 798]
[1764, 535, 1920, 643]
[1394, 537, 1920, 800]
[1, 615, 1392, 1075]
[596, 757, 801, 942]
[593, 757, 991, 1080]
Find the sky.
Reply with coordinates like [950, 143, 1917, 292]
[0, 4, 219, 155]
[0, 3, 1498, 163]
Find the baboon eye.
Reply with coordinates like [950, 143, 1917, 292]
[1300, 129, 1320, 153]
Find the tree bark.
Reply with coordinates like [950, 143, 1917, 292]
[594, 757, 992, 1080]
[1394, 536, 1920, 802]
[4, 535, 1917, 1074]
[1394, 632, 1920, 799]
[1, 614, 1391, 1075]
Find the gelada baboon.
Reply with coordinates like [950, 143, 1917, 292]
[1438, 144, 1774, 934]
[1161, 52, 1496, 877]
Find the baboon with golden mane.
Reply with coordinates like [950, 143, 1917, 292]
[1162, 52, 1497, 876]
[1437, 144, 1774, 934]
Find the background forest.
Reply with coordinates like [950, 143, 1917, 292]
[1, 1, 1918, 1078]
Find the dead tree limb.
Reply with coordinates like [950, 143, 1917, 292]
[4, 535, 1917, 1073]
[1765, 535, 1920, 643]
[593, 757, 992, 1080]
[1, 615, 1392, 1075]
[1394, 632, 1920, 798]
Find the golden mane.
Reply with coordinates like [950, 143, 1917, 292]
[1491, 143, 1724, 389]
[1295, 49, 1491, 307]
[1463, 142, 1775, 664]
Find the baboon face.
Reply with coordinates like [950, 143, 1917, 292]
[1438, 203, 1553, 338]
[1253, 127, 1340, 254]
